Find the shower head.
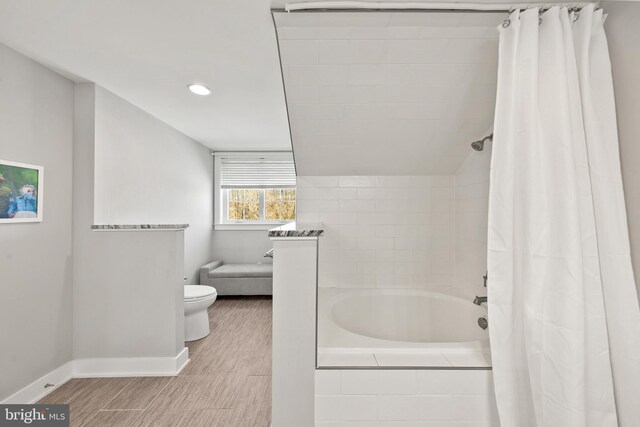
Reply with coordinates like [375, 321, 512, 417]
[471, 140, 484, 151]
[470, 133, 493, 152]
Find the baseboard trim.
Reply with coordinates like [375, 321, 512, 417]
[73, 347, 190, 377]
[175, 347, 190, 374]
[1, 348, 190, 404]
[1, 361, 74, 404]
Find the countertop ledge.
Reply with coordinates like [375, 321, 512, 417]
[268, 221, 324, 238]
[91, 224, 189, 231]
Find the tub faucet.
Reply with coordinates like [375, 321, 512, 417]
[473, 296, 487, 306]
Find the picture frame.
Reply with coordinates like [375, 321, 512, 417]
[0, 160, 44, 223]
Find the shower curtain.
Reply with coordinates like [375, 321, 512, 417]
[488, 5, 640, 427]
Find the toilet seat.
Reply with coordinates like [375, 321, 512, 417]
[184, 285, 217, 301]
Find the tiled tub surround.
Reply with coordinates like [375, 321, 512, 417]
[270, 230, 321, 426]
[296, 175, 457, 291]
[317, 288, 491, 368]
[298, 175, 492, 368]
[454, 142, 492, 300]
[291, 175, 496, 424]
[314, 369, 499, 426]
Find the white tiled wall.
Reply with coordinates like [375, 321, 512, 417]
[453, 143, 492, 298]
[297, 175, 456, 291]
[274, 12, 500, 177]
[315, 369, 499, 426]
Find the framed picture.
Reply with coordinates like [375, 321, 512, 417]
[0, 160, 44, 223]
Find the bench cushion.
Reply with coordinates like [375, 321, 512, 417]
[208, 263, 273, 279]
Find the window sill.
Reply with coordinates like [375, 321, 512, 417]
[213, 223, 289, 231]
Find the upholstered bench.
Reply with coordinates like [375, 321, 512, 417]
[199, 261, 273, 296]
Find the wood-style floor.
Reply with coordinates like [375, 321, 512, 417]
[38, 296, 272, 427]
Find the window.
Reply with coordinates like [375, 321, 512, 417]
[227, 189, 261, 221]
[265, 188, 296, 221]
[214, 153, 296, 229]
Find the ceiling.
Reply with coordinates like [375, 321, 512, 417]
[0, 1, 583, 156]
[0, 0, 292, 151]
[274, 10, 502, 175]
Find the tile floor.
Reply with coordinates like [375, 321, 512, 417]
[38, 296, 272, 427]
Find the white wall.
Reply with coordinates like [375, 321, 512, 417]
[73, 83, 185, 360]
[211, 230, 273, 264]
[605, 0, 640, 298]
[0, 44, 74, 401]
[92, 85, 213, 284]
[297, 176, 456, 291]
[73, 230, 185, 359]
[454, 143, 492, 298]
[272, 238, 318, 427]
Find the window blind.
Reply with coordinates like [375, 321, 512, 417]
[219, 155, 296, 189]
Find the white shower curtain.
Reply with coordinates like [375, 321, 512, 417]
[488, 5, 640, 427]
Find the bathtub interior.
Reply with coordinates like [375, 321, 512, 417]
[317, 287, 492, 369]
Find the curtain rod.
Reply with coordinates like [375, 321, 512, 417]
[211, 151, 293, 157]
[284, 1, 597, 12]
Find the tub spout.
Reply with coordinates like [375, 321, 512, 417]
[473, 296, 487, 306]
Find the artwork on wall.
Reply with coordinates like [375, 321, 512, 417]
[0, 160, 44, 223]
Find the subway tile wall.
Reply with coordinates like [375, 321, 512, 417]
[454, 143, 492, 298]
[296, 175, 456, 291]
[314, 369, 499, 426]
[297, 146, 491, 296]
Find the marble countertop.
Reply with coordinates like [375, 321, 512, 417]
[91, 224, 189, 231]
[268, 222, 324, 238]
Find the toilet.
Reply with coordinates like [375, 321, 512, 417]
[184, 285, 217, 342]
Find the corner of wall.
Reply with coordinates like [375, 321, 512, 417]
[0, 43, 75, 401]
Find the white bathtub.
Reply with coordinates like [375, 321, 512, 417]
[317, 288, 492, 368]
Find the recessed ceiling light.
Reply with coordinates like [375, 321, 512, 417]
[188, 84, 211, 96]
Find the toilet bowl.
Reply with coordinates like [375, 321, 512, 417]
[184, 285, 217, 342]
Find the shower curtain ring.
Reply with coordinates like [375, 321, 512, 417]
[502, 18, 511, 28]
[572, 12, 580, 22]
